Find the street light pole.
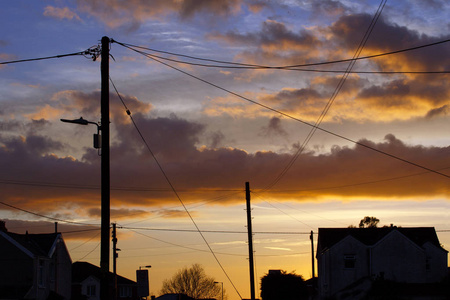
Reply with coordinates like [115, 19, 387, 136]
[100, 36, 111, 300]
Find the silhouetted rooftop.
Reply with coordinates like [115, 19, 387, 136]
[2, 231, 59, 257]
[317, 227, 445, 254]
[72, 261, 136, 285]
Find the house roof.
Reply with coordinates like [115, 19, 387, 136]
[72, 261, 137, 285]
[317, 227, 443, 254]
[1, 231, 60, 258]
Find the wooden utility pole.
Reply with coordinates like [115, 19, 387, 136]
[100, 36, 111, 300]
[112, 223, 118, 300]
[246, 182, 256, 300]
[310, 230, 315, 285]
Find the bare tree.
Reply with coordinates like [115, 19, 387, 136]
[160, 264, 224, 300]
[359, 216, 380, 228]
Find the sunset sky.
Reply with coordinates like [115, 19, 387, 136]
[1, 0, 449, 299]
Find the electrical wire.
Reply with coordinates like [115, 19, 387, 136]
[0, 45, 102, 65]
[110, 77, 243, 299]
[265, 0, 387, 190]
[120, 226, 311, 235]
[0, 178, 242, 192]
[112, 38, 450, 73]
[117, 36, 450, 180]
[76, 242, 101, 261]
[0, 201, 99, 226]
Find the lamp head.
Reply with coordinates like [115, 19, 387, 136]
[60, 117, 89, 125]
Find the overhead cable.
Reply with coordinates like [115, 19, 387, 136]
[265, 0, 387, 190]
[112, 38, 450, 73]
[0, 201, 100, 226]
[0, 45, 102, 65]
[110, 77, 243, 299]
[118, 37, 450, 180]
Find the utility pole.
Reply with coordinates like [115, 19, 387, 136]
[112, 223, 118, 300]
[310, 230, 315, 289]
[245, 182, 256, 300]
[100, 36, 111, 300]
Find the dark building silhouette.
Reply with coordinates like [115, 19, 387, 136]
[317, 227, 448, 299]
[72, 261, 138, 300]
[0, 221, 72, 299]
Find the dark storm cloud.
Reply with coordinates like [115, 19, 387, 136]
[2, 108, 450, 217]
[329, 13, 450, 70]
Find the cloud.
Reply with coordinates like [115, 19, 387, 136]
[43, 6, 81, 21]
[76, 0, 244, 29]
[2, 103, 450, 224]
[310, 0, 349, 17]
[425, 105, 450, 119]
[208, 19, 323, 65]
[0, 219, 100, 240]
[179, 0, 242, 19]
[260, 117, 288, 137]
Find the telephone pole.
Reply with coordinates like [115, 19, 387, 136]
[310, 230, 315, 279]
[100, 36, 111, 300]
[246, 182, 256, 300]
[112, 223, 118, 300]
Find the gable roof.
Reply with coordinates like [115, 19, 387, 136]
[317, 227, 443, 254]
[72, 261, 136, 285]
[0, 231, 60, 258]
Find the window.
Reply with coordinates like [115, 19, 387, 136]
[87, 285, 96, 296]
[344, 255, 356, 269]
[38, 259, 45, 286]
[119, 286, 132, 297]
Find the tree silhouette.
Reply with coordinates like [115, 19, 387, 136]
[260, 270, 308, 300]
[160, 264, 224, 300]
[359, 216, 380, 228]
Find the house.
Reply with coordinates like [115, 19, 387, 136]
[317, 227, 448, 299]
[72, 261, 139, 300]
[0, 221, 72, 300]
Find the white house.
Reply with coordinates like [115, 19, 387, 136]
[316, 227, 448, 299]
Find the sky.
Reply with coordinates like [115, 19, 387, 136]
[1, 0, 450, 299]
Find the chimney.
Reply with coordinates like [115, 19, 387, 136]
[0, 220, 7, 232]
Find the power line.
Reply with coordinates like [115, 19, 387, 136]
[120, 225, 311, 235]
[0, 45, 102, 65]
[118, 32, 450, 180]
[0, 201, 99, 226]
[112, 38, 450, 73]
[110, 77, 243, 299]
[0, 178, 241, 192]
[265, 0, 387, 191]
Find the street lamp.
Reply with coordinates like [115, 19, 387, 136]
[137, 265, 152, 299]
[214, 281, 223, 300]
[139, 265, 152, 270]
[60, 118, 101, 149]
[61, 113, 110, 300]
